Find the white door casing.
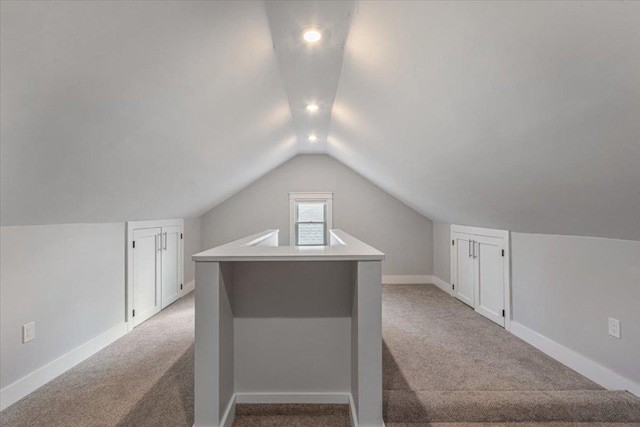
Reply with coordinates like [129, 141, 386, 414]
[453, 234, 475, 307]
[161, 225, 183, 308]
[126, 219, 184, 330]
[450, 225, 511, 330]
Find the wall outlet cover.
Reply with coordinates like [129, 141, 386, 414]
[23, 322, 35, 343]
[608, 317, 621, 339]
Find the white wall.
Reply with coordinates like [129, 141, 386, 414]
[0, 223, 125, 390]
[511, 233, 640, 386]
[433, 222, 451, 283]
[433, 224, 640, 389]
[1, 218, 200, 408]
[233, 261, 352, 393]
[200, 154, 433, 276]
[183, 217, 201, 284]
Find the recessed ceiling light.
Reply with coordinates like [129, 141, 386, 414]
[308, 134, 318, 142]
[306, 103, 319, 112]
[302, 28, 322, 43]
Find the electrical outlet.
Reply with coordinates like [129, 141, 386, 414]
[23, 322, 35, 343]
[608, 318, 621, 339]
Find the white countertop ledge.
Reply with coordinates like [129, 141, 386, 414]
[193, 229, 385, 262]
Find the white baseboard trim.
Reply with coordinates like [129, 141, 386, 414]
[183, 279, 195, 295]
[382, 275, 431, 284]
[510, 321, 640, 397]
[348, 393, 358, 427]
[429, 275, 453, 295]
[219, 394, 236, 427]
[382, 275, 454, 297]
[0, 322, 128, 411]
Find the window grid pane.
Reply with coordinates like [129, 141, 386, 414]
[292, 199, 329, 246]
[297, 203, 325, 222]
[296, 223, 326, 246]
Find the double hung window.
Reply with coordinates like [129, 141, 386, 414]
[289, 192, 333, 246]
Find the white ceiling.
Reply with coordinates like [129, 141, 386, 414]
[329, 1, 640, 240]
[1, 1, 297, 225]
[2, 1, 639, 240]
[265, 0, 355, 151]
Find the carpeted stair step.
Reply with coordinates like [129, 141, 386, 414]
[233, 403, 351, 426]
[233, 414, 351, 426]
[385, 423, 638, 427]
[383, 390, 640, 423]
[235, 403, 349, 416]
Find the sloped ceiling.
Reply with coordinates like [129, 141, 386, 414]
[2, 1, 639, 240]
[1, 1, 297, 225]
[329, 1, 640, 240]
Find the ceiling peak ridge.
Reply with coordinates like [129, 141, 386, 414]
[265, 0, 357, 154]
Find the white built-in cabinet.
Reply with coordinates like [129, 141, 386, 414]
[126, 219, 184, 329]
[451, 225, 511, 329]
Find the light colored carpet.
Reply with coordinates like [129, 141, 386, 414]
[382, 284, 601, 391]
[2, 284, 639, 426]
[232, 414, 351, 426]
[234, 403, 350, 426]
[1, 293, 195, 427]
[381, 284, 640, 424]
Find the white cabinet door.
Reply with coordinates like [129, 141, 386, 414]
[132, 227, 162, 327]
[161, 225, 183, 309]
[453, 234, 475, 308]
[475, 236, 505, 327]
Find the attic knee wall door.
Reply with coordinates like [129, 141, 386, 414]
[127, 219, 184, 329]
[132, 227, 162, 326]
[451, 225, 510, 328]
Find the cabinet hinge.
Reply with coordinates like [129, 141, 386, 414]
[180, 233, 183, 239]
[502, 309, 505, 317]
[132, 241, 135, 249]
[452, 239, 455, 246]
[132, 309, 136, 317]
[501, 249, 504, 257]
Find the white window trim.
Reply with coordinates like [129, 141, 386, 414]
[289, 192, 333, 246]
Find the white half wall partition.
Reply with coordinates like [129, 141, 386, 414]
[192, 229, 385, 427]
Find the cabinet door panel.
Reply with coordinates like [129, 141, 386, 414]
[475, 236, 505, 326]
[133, 227, 162, 326]
[161, 225, 182, 308]
[454, 236, 475, 308]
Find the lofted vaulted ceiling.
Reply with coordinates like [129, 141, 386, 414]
[1, 1, 297, 225]
[1, 1, 639, 240]
[329, 1, 640, 240]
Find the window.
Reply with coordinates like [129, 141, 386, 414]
[289, 192, 333, 246]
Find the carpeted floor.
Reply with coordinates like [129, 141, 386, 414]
[381, 285, 640, 424]
[2, 284, 639, 426]
[1, 294, 195, 427]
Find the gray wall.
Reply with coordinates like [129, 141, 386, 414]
[200, 154, 433, 275]
[183, 217, 202, 284]
[0, 223, 126, 389]
[431, 225, 639, 386]
[1, 217, 200, 393]
[433, 222, 452, 283]
[233, 261, 352, 393]
[512, 233, 640, 385]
